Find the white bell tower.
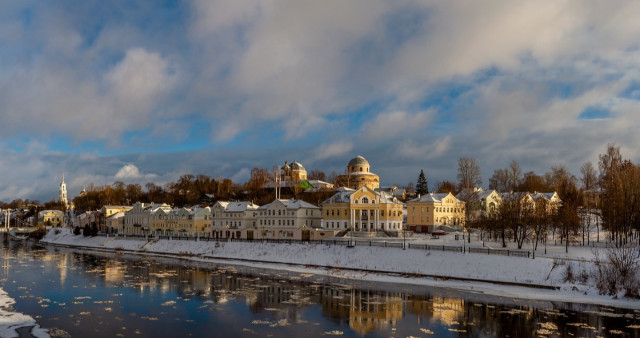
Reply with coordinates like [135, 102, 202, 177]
[59, 174, 68, 207]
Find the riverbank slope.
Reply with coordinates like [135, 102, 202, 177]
[41, 228, 640, 309]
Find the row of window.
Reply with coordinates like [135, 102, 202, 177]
[410, 206, 464, 213]
[325, 209, 402, 217]
[325, 221, 401, 230]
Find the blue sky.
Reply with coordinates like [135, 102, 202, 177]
[2, 0, 640, 202]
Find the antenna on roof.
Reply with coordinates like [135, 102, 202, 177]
[273, 165, 281, 200]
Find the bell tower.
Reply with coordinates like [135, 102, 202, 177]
[59, 174, 68, 207]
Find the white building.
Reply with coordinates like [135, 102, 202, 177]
[123, 202, 171, 235]
[211, 201, 260, 239]
[256, 199, 324, 240]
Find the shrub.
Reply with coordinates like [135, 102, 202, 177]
[562, 263, 575, 283]
[73, 226, 81, 236]
[593, 246, 640, 297]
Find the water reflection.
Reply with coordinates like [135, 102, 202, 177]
[1, 238, 640, 337]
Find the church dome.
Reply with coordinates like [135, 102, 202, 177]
[348, 156, 369, 167]
[290, 161, 305, 171]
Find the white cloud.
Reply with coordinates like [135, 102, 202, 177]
[396, 136, 452, 161]
[312, 142, 354, 161]
[105, 48, 177, 117]
[362, 110, 434, 141]
[114, 164, 157, 181]
[115, 164, 143, 180]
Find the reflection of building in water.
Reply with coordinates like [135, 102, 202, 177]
[104, 260, 125, 285]
[57, 253, 69, 286]
[210, 272, 320, 323]
[176, 268, 211, 297]
[211, 272, 258, 305]
[406, 295, 465, 326]
[321, 288, 403, 335]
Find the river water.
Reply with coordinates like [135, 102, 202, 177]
[1, 237, 640, 337]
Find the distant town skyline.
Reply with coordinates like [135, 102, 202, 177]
[1, 1, 640, 202]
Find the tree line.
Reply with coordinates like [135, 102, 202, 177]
[412, 145, 637, 249]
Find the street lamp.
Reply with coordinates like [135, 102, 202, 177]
[544, 230, 548, 254]
[402, 225, 407, 250]
[531, 231, 536, 259]
[463, 227, 467, 253]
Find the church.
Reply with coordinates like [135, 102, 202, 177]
[335, 156, 380, 190]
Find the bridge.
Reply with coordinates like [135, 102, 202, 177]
[0, 227, 39, 234]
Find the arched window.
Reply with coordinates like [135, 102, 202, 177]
[362, 197, 369, 204]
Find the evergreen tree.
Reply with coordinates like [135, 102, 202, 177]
[416, 169, 429, 195]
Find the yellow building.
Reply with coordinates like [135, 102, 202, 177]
[280, 161, 307, 181]
[150, 207, 211, 237]
[335, 156, 380, 190]
[407, 193, 466, 232]
[100, 205, 133, 231]
[38, 210, 64, 228]
[321, 186, 404, 233]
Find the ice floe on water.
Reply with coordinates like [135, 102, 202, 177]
[0, 287, 50, 338]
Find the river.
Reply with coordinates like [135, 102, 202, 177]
[1, 237, 639, 337]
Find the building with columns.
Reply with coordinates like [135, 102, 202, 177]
[321, 186, 404, 233]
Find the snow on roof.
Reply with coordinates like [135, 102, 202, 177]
[531, 192, 561, 202]
[225, 201, 259, 212]
[259, 199, 319, 210]
[190, 206, 211, 215]
[409, 193, 454, 203]
[107, 211, 126, 219]
[323, 187, 401, 204]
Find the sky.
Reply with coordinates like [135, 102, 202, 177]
[2, 0, 640, 203]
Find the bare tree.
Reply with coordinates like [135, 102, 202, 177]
[580, 161, 598, 191]
[307, 170, 326, 181]
[489, 168, 510, 192]
[519, 171, 549, 192]
[457, 157, 482, 191]
[507, 160, 523, 191]
[436, 180, 457, 194]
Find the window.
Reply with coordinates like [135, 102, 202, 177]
[362, 197, 368, 204]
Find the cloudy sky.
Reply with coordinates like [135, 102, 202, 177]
[1, 0, 640, 202]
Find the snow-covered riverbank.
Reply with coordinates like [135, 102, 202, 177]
[41, 228, 640, 310]
[0, 288, 49, 338]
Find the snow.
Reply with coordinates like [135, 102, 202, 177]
[0, 288, 49, 338]
[40, 228, 640, 310]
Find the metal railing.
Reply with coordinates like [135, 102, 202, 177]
[93, 232, 533, 257]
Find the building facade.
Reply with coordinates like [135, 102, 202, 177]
[256, 199, 325, 240]
[321, 186, 404, 233]
[38, 210, 64, 228]
[406, 193, 466, 232]
[211, 201, 260, 239]
[123, 202, 172, 235]
[149, 207, 212, 237]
